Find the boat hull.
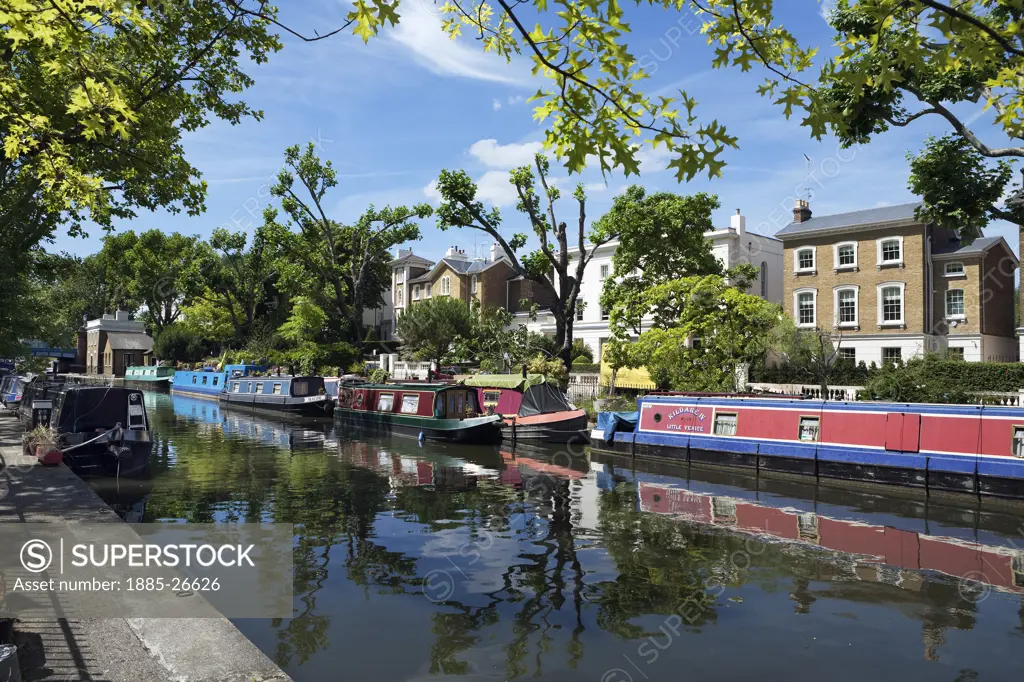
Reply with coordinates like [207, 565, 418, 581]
[504, 410, 590, 444]
[220, 394, 334, 417]
[335, 409, 503, 444]
[53, 431, 152, 478]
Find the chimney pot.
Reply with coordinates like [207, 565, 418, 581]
[793, 199, 812, 224]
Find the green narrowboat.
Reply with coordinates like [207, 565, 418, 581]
[333, 382, 503, 444]
[124, 365, 175, 388]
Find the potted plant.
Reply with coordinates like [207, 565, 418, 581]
[23, 426, 63, 465]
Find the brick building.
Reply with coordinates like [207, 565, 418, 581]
[79, 311, 154, 376]
[405, 245, 517, 312]
[778, 200, 1018, 364]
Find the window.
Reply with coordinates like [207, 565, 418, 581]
[413, 285, 420, 301]
[794, 289, 816, 327]
[232, 382, 240, 393]
[795, 247, 815, 272]
[456, 391, 465, 415]
[396, 288, 404, 306]
[877, 282, 905, 325]
[945, 262, 965, 277]
[124, 353, 135, 367]
[576, 301, 584, 321]
[467, 391, 478, 413]
[834, 242, 857, 270]
[202, 375, 208, 385]
[212, 377, 219, 386]
[255, 382, 264, 394]
[837, 347, 856, 362]
[192, 376, 197, 384]
[760, 261, 767, 297]
[378, 393, 395, 411]
[946, 289, 965, 318]
[483, 390, 501, 407]
[401, 394, 420, 414]
[948, 347, 965, 361]
[395, 269, 405, 284]
[835, 286, 858, 327]
[691, 337, 702, 350]
[882, 347, 902, 363]
[876, 237, 903, 266]
[799, 416, 820, 442]
[601, 307, 609, 321]
[471, 275, 478, 294]
[600, 264, 610, 279]
[272, 383, 282, 395]
[440, 276, 451, 296]
[713, 413, 738, 436]
[1013, 427, 1024, 459]
[292, 380, 310, 396]
[426, 283, 432, 298]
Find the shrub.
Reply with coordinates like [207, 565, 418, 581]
[571, 339, 594, 363]
[347, 361, 368, 376]
[153, 324, 207, 363]
[369, 368, 390, 384]
[570, 362, 600, 373]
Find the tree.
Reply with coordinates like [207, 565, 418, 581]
[395, 297, 473, 369]
[263, 143, 431, 341]
[153, 324, 207, 364]
[455, 302, 553, 371]
[771, 320, 843, 397]
[597, 187, 723, 336]
[435, 154, 615, 368]
[570, 339, 593, 364]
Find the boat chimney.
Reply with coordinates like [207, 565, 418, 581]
[522, 364, 527, 379]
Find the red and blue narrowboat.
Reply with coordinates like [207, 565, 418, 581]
[333, 382, 503, 444]
[592, 394, 1024, 499]
[460, 374, 589, 444]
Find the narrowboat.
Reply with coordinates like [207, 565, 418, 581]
[1, 374, 29, 412]
[334, 383, 503, 443]
[461, 374, 589, 444]
[592, 394, 1024, 499]
[220, 374, 333, 417]
[123, 365, 175, 388]
[19, 380, 151, 478]
[170, 364, 264, 399]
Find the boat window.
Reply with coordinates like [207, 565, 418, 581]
[292, 380, 310, 397]
[212, 377, 219, 386]
[273, 383, 283, 395]
[192, 376, 197, 384]
[713, 413, 738, 436]
[799, 416, 820, 442]
[401, 394, 420, 414]
[255, 382, 264, 394]
[202, 375, 208, 385]
[1013, 427, 1024, 459]
[356, 392, 364, 407]
[483, 390, 501, 406]
[466, 391, 478, 413]
[378, 393, 395, 412]
[232, 382, 240, 393]
[434, 394, 444, 418]
[447, 391, 457, 416]
[456, 391, 465, 416]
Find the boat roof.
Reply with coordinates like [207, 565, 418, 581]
[353, 382, 458, 393]
[460, 374, 547, 390]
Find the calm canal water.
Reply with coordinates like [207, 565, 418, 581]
[92, 391, 1024, 681]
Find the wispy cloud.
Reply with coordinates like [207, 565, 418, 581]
[492, 98, 503, 111]
[468, 138, 544, 168]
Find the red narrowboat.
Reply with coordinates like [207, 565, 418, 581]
[593, 393, 1024, 498]
[333, 382, 503, 444]
[460, 374, 589, 444]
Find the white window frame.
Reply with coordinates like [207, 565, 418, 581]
[876, 236, 904, 267]
[833, 285, 859, 328]
[425, 283, 432, 298]
[876, 281, 906, 327]
[944, 261, 965, 278]
[945, 288, 966, 320]
[395, 269, 405, 284]
[837, 347, 856, 362]
[793, 287, 817, 328]
[396, 288, 403, 306]
[576, 300, 584, 322]
[600, 263, 610, 280]
[833, 242, 858, 270]
[794, 247, 816, 274]
[377, 392, 395, 412]
[471, 274, 478, 294]
[440, 276, 451, 296]
[400, 394, 420, 414]
[412, 284, 420, 301]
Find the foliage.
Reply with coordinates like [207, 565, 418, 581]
[153, 324, 207, 364]
[347, 361, 369, 375]
[434, 154, 616, 366]
[178, 295, 235, 343]
[598, 187, 723, 335]
[369, 368, 391, 384]
[277, 296, 328, 345]
[285, 342, 360, 376]
[569, 362, 600, 373]
[455, 302, 553, 369]
[571, 339, 594, 364]
[111, 230, 203, 332]
[862, 356, 972, 404]
[526, 354, 568, 387]
[620, 271, 783, 391]
[263, 143, 431, 341]
[23, 425, 60, 452]
[767, 320, 845, 394]
[395, 297, 473, 367]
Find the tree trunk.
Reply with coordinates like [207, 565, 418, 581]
[608, 366, 618, 397]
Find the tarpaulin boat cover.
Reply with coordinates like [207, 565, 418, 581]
[595, 411, 638, 441]
[462, 374, 547, 390]
[518, 382, 575, 417]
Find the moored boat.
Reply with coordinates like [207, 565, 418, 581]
[220, 374, 334, 417]
[169, 364, 264, 399]
[461, 374, 589, 444]
[334, 382, 503, 443]
[123, 364, 175, 388]
[1, 374, 30, 412]
[592, 393, 1024, 498]
[19, 380, 152, 477]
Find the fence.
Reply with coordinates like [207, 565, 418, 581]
[390, 361, 433, 381]
[567, 373, 600, 403]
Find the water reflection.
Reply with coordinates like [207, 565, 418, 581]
[112, 392, 1024, 681]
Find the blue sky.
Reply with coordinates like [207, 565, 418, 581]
[53, 0, 1020, 264]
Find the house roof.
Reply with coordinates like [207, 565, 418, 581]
[932, 235, 1018, 264]
[391, 253, 434, 267]
[105, 332, 154, 351]
[416, 257, 511, 283]
[775, 202, 924, 238]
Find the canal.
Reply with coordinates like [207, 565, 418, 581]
[93, 391, 1024, 681]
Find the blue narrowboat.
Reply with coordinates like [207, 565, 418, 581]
[169, 364, 264, 400]
[220, 375, 333, 417]
[1, 374, 30, 412]
[592, 393, 1024, 499]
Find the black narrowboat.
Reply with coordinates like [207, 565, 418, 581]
[19, 380, 152, 478]
[220, 374, 334, 417]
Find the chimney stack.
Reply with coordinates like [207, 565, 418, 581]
[793, 199, 812, 224]
[730, 208, 746, 239]
[490, 243, 505, 263]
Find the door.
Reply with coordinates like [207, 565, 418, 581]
[885, 413, 921, 452]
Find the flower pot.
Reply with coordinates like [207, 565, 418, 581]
[35, 445, 62, 466]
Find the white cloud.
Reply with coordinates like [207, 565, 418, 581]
[507, 94, 525, 105]
[492, 98, 503, 111]
[422, 179, 441, 204]
[389, 3, 529, 84]
[475, 170, 520, 206]
[469, 139, 544, 168]
[584, 182, 609, 193]
[820, 0, 837, 23]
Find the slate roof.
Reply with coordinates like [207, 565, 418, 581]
[776, 202, 924, 238]
[932, 236, 1010, 257]
[105, 332, 154, 351]
[391, 253, 434, 267]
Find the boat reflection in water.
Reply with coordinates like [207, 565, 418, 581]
[134, 392, 1024, 682]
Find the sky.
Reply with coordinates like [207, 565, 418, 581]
[52, 0, 1021, 265]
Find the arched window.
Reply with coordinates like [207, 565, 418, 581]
[759, 261, 767, 297]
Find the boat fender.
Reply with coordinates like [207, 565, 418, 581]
[418, 431, 424, 442]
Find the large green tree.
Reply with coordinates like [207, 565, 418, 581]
[435, 154, 616, 369]
[395, 297, 473, 369]
[263, 143, 431, 341]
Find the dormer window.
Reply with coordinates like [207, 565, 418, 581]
[945, 262, 965, 277]
[794, 247, 816, 273]
[876, 237, 904, 267]
[834, 242, 857, 270]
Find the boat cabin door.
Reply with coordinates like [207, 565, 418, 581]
[884, 412, 921, 453]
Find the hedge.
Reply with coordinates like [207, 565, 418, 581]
[570, 363, 600, 374]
